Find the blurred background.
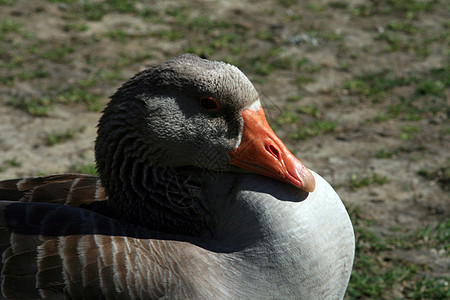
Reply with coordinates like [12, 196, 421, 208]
[0, 0, 448, 298]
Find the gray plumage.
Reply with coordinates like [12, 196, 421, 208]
[0, 54, 354, 299]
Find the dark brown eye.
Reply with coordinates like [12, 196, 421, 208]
[199, 97, 220, 111]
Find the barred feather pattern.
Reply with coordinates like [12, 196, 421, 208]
[0, 175, 105, 206]
[1, 227, 197, 299]
[0, 175, 207, 299]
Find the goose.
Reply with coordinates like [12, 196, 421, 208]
[0, 54, 354, 299]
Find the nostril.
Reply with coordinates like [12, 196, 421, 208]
[267, 144, 280, 160]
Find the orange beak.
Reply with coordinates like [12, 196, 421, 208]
[229, 106, 315, 192]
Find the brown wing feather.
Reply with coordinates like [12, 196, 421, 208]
[0, 187, 197, 299]
[0, 174, 107, 206]
[0, 175, 107, 299]
[1, 232, 42, 299]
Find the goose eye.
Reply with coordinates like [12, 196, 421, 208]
[199, 97, 220, 111]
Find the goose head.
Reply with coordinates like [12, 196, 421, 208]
[96, 54, 314, 192]
[95, 55, 315, 234]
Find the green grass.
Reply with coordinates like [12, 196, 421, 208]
[295, 58, 308, 69]
[69, 162, 97, 175]
[63, 22, 89, 32]
[242, 49, 295, 76]
[1, 64, 50, 85]
[104, 29, 129, 42]
[46, 128, 84, 146]
[57, 90, 103, 111]
[305, 4, 326, 12]
[387, 221, 450, 299]
[413, 219, 450, 250]
[280, 0, 296, 7]
[289, 120, 336, 140]
[276, 110, 299, 125]
[349, 6, 441, 55]
[152, 29, 184, 41]
[375, 147, 395, 158]
[442, 126, 450, 135]
[387, 20, 418, 34]
[0, 158, 21, 173]
[344, 66, 449, 119]
[40, 44, 75, 62]
[297, 104, 321, 118]
[55, 72, 111, 111]
[255, 29, 277, 42]
[295, 75, 315, 85]
[353, 2, 443, 56]
[417, 165, 450, 191]
[81, 0, 138, 21]
[30, 0, 304, 84]
[286, 95, 303, 103]
[388, 219, 450, 250]
[386, 97, 422, 121]
[346, 206, 412, 299]
[349, 173, 389, 189]
[183, 16, 247, 59]
[375, 93, 446, 122]
[0, 19, 22, 37]
[404, 275, 450, 299]
[399, 124, 421, 140]
[44, 0, 78, 3]
[6, 73, 106, 113]
[272, 103, 334, 139]
[111, 51, 153, 70]
[350, 0, 437, 18]
[187, 16, 232, 31]
[308, 30, 342, 42]
[165, 5, 189, 23]
[343, 70, 412, 101]
[416, 79, 446, 97]
[9, 97, 53, 116]
[328, 2, 349, 9]
[346, 207, 449, 299]
[2, 25, 125, 110]
[376, 32, 408, 52]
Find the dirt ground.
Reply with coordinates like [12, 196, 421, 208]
[0, 0, 449, 298]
